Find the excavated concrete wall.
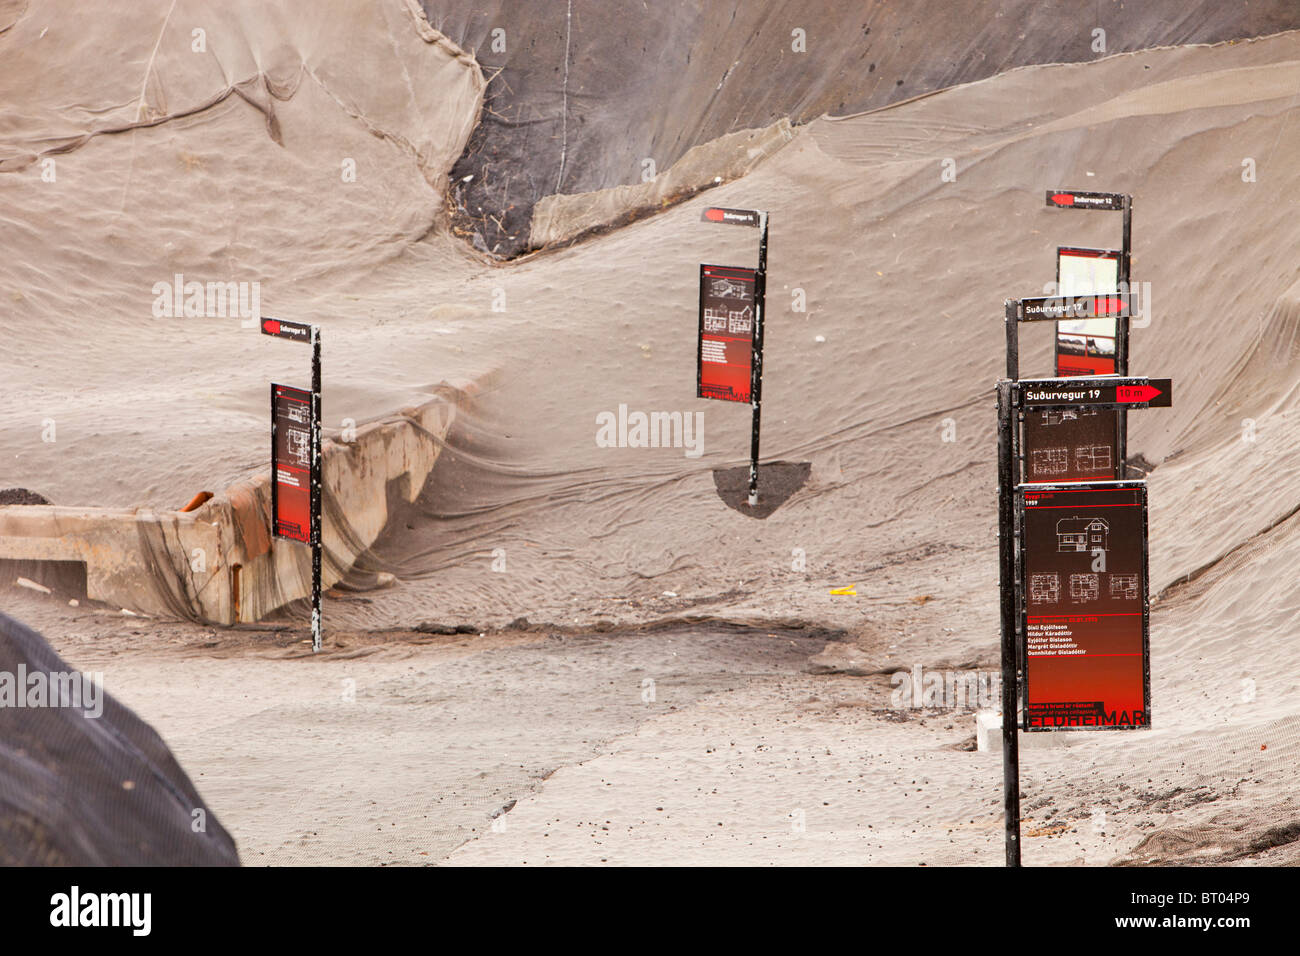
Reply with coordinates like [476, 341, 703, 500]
[0, 380, 483, 624]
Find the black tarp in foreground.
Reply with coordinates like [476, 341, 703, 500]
[0, 611, 239, 866]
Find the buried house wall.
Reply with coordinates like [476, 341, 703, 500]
[0, 384, 474, 625]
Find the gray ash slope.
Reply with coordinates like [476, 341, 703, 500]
[426, 0, 1300, 257]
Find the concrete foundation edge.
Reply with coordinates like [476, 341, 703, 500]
[0, 375, 493, 625]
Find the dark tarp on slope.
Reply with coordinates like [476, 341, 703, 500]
[0, 611, 239, 865]
[425, 0, 1300, 257]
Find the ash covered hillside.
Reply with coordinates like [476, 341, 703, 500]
[424, 0, 1300, 256]
[2, 1, 1300, 866]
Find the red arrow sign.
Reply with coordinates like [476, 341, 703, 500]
[1095, 295, 1126, 315]
[1022, 378, 1171, 408]
[701, 206, 761, 227]
[1116, 385, 1162, 403]
[1045, 189, 1127, 211]
[260, 316, 313, 342]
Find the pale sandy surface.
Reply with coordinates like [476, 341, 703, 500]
[3, 7, 1300, 864]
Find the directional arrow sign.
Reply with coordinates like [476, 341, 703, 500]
[261, 316, 313, 343]
[1020, 293, 1129, 321]
[1115, 384, 1165, 404]
[1045, 189, 1126, 211]
[701, 206, 762, 228]
[1020, 377, 1172, 409]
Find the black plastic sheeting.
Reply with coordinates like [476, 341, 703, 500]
[424, 0, 1300, 257]
[0, 611, 239, 865]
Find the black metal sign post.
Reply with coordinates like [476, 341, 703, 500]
[1047, 190, 1133, 472]
[700, 206, 769, 507]
[996, 372, 1170, 866]
[262, 317, 323, 653]
[995, 378, 1020, 866]
[997, 192, 1140, 864]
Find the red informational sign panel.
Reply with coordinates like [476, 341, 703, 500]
[1055, 247, 1120, 376]
[1018, 481, 1149, 730]
[697, 263, 757, 403]
[271, 383, 316, 544]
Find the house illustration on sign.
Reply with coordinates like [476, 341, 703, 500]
[1031, 447, 1069, 477]
[1074, 443, 1113, 473]
[1056, 515, 1109, 552]
[710, 277, 749, 299]
[1040, 406, 1101, 427]
[1109, 573, 1140, 601]
[1029, 572, 1060, 604]
[728, 305, 753, 334]
[1069, 572, 1100, 603]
